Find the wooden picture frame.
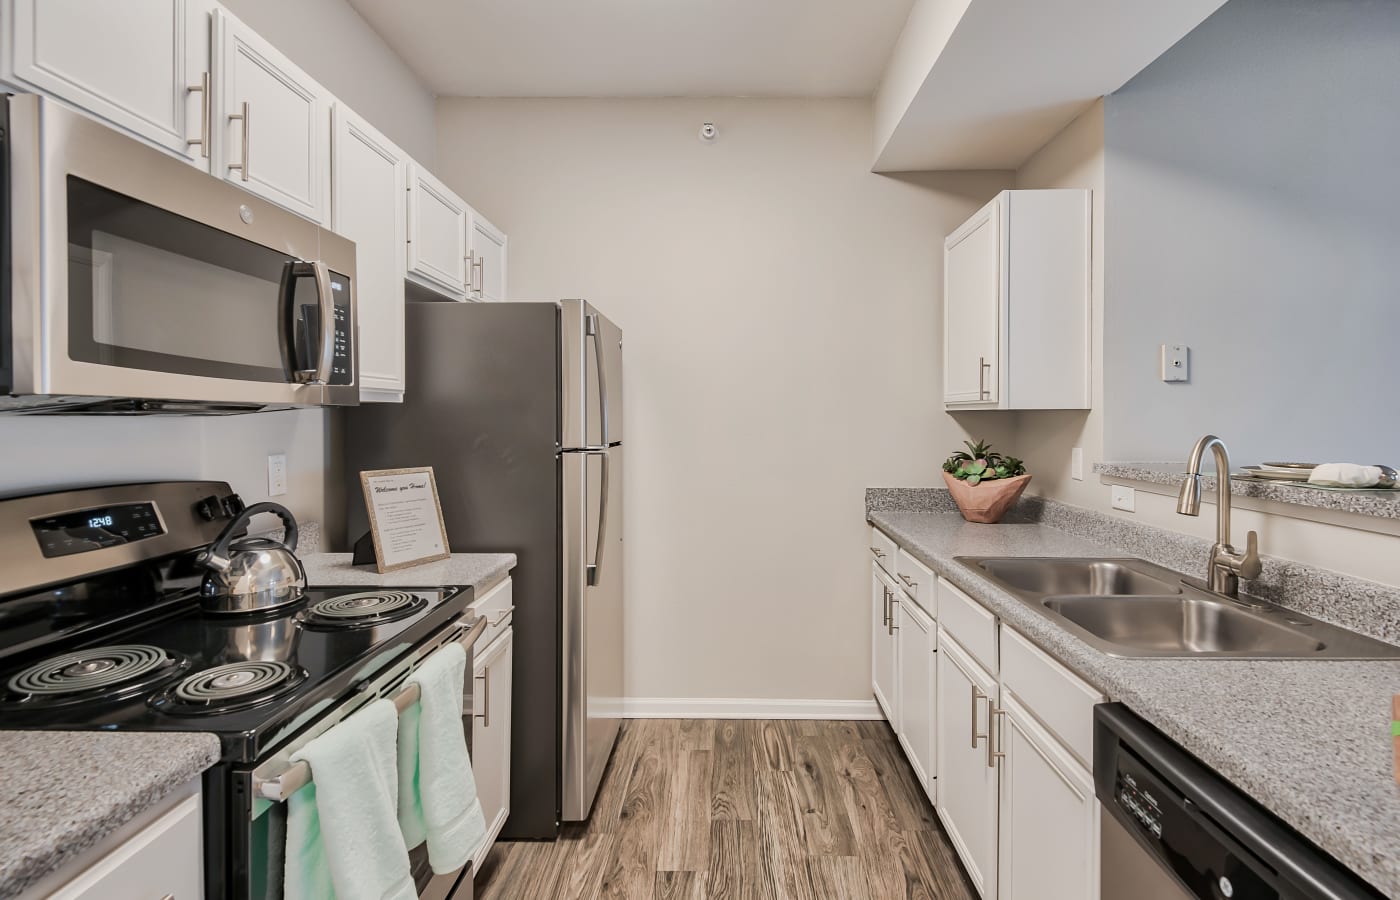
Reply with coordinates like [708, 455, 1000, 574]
[358, 467, 452, 573]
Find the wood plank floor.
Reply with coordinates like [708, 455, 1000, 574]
[474, 719, 978, 900]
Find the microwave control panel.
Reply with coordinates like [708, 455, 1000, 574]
[330, 271, 352, 385]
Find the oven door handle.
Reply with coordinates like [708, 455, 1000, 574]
[252, 614, 488, 802]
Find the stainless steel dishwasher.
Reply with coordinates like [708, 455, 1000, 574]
[1094, 703, 1384, 900]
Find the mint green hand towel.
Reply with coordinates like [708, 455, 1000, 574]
[397, 641, 487, 873]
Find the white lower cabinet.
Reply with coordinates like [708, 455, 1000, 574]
[36, 789, 202, 900]
[895, 593, 936, 796]
[471, 624, 513, 871]
[871, 563, 898, 721]
[935, 630, 1000, 898]
[997, 691, 1100, 900]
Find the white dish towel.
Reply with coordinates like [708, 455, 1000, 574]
[285, 699, 416, 900]
[1308, 463, 1385, 487]
[397, 640, 487, 873]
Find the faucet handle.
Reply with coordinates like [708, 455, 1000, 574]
[1239, 530, 1263, 580]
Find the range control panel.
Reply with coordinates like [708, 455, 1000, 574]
[31, 502, 165, 558]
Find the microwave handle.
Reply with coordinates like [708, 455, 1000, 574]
[278, 260, 336, 385]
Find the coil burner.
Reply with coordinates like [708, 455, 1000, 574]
[4, 644, 188, 706]
[299, 591, 427, 629]
[151, 660, 307, 715]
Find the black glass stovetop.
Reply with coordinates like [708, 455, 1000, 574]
[0, 584, 470, 763]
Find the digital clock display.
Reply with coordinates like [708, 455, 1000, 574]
[32, 503, 164, 558]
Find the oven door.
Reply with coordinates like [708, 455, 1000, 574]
[4, 94, 357, 410]
[230, 617, 480, 900]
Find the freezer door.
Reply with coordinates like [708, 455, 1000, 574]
[561, 446, 625, 821]
[561, 300, 624, 449]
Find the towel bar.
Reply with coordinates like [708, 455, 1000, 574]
[252, 613, 488, 803]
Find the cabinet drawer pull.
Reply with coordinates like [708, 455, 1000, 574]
[971, 684, 986, 748]
[987, 700, 1006, 768]
[898, 573, 916, 588]
[227, 101, 250, 181]
[490, 607, 514, 627]
[474, 668, 490, 727]
[187, 72, 210, 158]
[869, 547, 885, 558]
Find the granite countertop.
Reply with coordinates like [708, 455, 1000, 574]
[0, 731, 220, 897]
[302, 551, 517, 594]
[868, 510, 1400, 897]
[1096, 461, 1400, 520]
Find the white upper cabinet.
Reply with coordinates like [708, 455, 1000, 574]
[943, 189, 1091, 410]
[468, 209, 508, 302]
[407, 163, 471, 299]
[213, 9, 331, 223]
[331, 104, 408, 402]
[1, 0, 213, 171]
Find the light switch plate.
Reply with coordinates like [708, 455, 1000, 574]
[1071, 447, 1084, 481]
[1160, 344, 1189, 382]
[267, 454, 288, 497]
[1110, 485, 1136, 512]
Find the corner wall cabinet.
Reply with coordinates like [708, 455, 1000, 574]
[868, 526, 1104, 899]
[406, 163, 471, 299]
[943, 189, 1091, 410]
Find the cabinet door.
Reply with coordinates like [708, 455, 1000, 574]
[406, 163, 470, 298]
[998, 692, 1099, 900]
[48, 792, 202, 899]
[895, 595, 936, 798]
[213, 9, 330, 222]
[3, 0, 212, 171]
[472, 628, 513, 870]
[943, 197, 1002, 406]
[935, 630, 999, 899]
[332, 104, 407, 401]
[468, 209, 508, 302]
[871, 565, 897, 723]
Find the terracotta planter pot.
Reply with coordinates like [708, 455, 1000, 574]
[943, 472, 1031, 524]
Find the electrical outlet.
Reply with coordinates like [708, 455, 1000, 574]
[1160, 344, 1189, 382]
[1071, 447, 1084, 481]
[1110, 485, 1136, 512]
[267, 454, 288, 497]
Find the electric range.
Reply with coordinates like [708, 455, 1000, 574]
[0, 481, 481, 900]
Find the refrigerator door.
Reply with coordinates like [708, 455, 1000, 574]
[561, 300, 624, 449]
[561, 445, 625, 821]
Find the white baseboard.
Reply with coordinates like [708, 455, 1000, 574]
[620, 697, 883, 720]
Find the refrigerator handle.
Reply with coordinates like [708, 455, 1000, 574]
[587, 313, 610, 446]
[586, 449, 609, 586]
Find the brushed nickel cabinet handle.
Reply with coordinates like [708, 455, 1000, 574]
[869, 547, 885, 558]
[978, 356, 992, 400]
[464, 250, 475, 293]
[899, 573, 916, 588]
[187, 72, 210, 158]
[888, 598, 898, 635]
[227, 101, 249, 181]
[473, 255, 485, 293]
[474, 669, 490, 727]
[490, 607, 514, 627]
[881, 587, 890, 628]
[971, 684, 986, 748]
[987, 700, 1006, 768]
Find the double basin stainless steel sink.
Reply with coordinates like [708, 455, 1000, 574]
[955, 556, 1400, 659]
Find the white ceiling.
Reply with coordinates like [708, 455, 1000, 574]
[347, 0, 917, 98]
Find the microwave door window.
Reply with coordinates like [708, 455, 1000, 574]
[66, 176, 293, 384]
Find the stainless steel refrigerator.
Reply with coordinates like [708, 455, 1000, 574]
[342, 299, 624, 838]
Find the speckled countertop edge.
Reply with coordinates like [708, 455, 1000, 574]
[300, 552, 517, 593]
[867, 509, 1400, 896]
[0, 731, 220, 897]
[1095, 462, 1400, 520]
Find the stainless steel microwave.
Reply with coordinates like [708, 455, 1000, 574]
[0, 94, 357, 413]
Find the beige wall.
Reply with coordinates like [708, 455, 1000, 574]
[1010, 101, 1400, 589]
[221, 0, 437, 163]
[436, 97, 1009, 703]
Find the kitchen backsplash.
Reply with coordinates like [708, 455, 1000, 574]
[865, 487, 1400, 646]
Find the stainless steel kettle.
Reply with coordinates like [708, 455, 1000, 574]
[199, 502, 307, 615]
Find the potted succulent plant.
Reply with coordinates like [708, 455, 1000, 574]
[942, 439, 1031, 524]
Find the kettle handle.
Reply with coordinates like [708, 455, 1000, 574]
[203, 502, 299, 572]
